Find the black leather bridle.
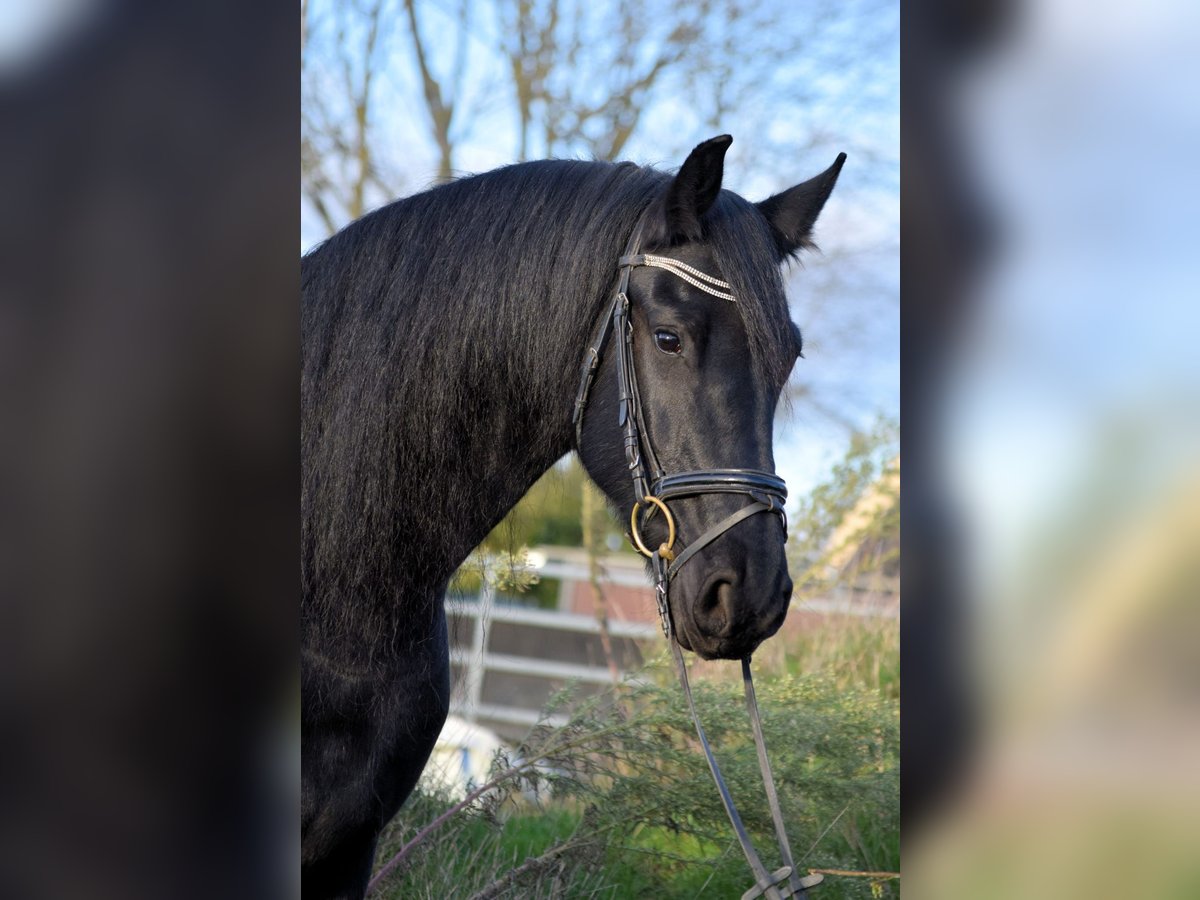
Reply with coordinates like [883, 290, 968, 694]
[572, 228, 822, 899]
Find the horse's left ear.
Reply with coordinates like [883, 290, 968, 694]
[756, 152, 847, 258]
[661, 134, 733, 242]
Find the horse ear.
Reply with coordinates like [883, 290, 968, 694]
[756, 152, 847, 258]
[661, 135, 733, 242]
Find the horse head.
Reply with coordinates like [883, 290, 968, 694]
[577, 136, 844, 660]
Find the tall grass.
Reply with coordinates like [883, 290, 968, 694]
[751, 611, 899, 700]
[371, 616, 899, 898]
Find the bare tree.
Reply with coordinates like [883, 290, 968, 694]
[498, 0, 706, 161]
[401, 0, 474, 181]
[302, 0, 398, 235]
[302, 0, 896, 231]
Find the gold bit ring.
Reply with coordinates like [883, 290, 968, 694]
[630, 495, 677, 560]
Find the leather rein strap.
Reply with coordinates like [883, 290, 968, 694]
[572, 228, 821, 899]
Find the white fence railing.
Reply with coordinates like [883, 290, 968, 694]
[446, 583, 659, 733]
[445, 574, 896, 737]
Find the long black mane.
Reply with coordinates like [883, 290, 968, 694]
[301, 158, 793, 665]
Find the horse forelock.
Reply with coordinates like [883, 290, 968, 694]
[701, 192, 797, 391]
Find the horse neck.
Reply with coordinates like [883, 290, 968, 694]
[303, 300, 585, 666]
[303, 182, 632, 663]
[370, 265, 597, 595]
[408, 385, 575, 582]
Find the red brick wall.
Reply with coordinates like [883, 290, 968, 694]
[564, 581, 657, 624]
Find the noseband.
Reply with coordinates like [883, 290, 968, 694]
[572, 230, 821, 898]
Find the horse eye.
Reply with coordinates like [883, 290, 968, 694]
[654, 329, 682, 355]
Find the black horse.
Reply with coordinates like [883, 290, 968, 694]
[301, 135, 843, 899]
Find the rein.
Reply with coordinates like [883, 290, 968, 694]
[572, 230, 821, 899]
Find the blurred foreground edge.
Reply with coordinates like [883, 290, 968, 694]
[903, 0, 1200, 897]
[900, 0, 1010, 833]
[0, 2, 297, 899]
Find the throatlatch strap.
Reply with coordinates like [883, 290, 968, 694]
[572, 293, 619, 448]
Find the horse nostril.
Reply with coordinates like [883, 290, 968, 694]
[698, 570, 739, 636]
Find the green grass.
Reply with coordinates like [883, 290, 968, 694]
[755, 613, 900, 701]
[372, 617, 899, 899]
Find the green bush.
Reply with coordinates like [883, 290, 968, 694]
[372, 650, 899, 899]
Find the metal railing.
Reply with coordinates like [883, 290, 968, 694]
[446, 581, 659, 730]
[444, 554, 896, 733]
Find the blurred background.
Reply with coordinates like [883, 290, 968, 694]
[0, 3, 297, 899]
[904, 0, 1200, 897]
[4, 0, 1197, 896]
